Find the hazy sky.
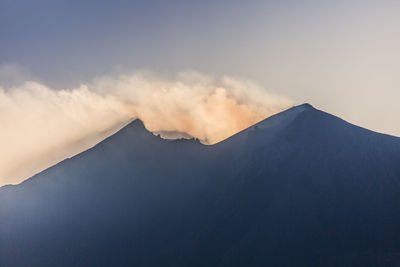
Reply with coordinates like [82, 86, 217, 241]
[1, 0, 399, 136]
[0, 0, 399, 184]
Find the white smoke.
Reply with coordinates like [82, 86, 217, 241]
[0, 69, 294, 185]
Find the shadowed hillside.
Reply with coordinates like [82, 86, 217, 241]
[1, 104, 400, 266]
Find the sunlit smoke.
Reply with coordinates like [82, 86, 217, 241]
[0, 69, 294, 185]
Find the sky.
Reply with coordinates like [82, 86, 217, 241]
[0, 0, 399, 185]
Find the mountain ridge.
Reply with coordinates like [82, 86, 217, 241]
[1, 103, 311, 188]
[1, 103, 400, 266]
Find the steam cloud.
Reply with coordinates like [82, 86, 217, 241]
[0, 69, 294, 185]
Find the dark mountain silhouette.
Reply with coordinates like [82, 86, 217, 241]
[1, 104, 400, 266]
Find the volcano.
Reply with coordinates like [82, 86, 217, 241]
[1, 104, 400, 266]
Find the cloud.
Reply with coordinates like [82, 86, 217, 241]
[0, 68, 294, 185]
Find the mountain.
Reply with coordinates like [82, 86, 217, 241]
[1, 104, 400, 266]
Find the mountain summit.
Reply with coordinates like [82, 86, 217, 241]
[1, 104, 400, 266]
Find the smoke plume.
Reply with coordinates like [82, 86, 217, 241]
[0, 69, 294, 185]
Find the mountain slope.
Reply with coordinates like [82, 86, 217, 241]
[1, 104, 400, 266]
